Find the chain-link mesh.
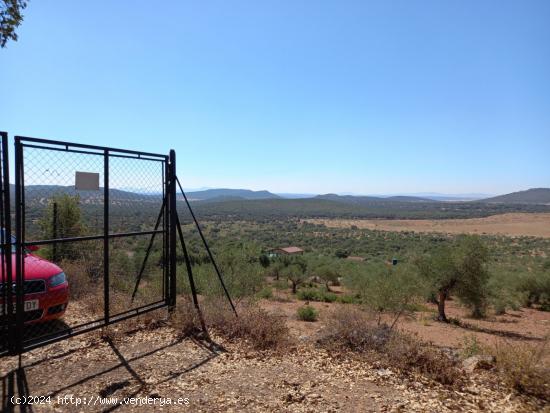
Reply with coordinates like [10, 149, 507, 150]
[108, 156, 165, 317]
[23, 147, 105, 239]
[7, 139, 171, 353]
[109, 156, 165, 233]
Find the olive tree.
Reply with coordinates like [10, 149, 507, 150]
[349, 262, 426, 328]
[282, 257, 308, 294]
[416, 235, 489, 322]
[315, 265, 340, 291]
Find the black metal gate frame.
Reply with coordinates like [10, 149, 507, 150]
[8, 136, 178, 354]
[1, 132, 13, 357]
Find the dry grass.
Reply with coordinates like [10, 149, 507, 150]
[202, 299, 291, 351]
[319, 306, 461, 385]
[319, 306, 390, 351]
[385, 333, 460, 385]
[492, 336, 550, 401]
[61, 258, 102, 302]
[168, 298, 204, 337]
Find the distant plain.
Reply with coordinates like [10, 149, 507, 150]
[306, 212, 550, 238]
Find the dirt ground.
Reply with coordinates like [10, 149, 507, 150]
[1, 295, 548, 412]
[261, 291, 550, 359]
[305, 213, 550, 238]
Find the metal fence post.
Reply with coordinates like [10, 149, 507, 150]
[14, 137, 24, 354]
[104, 150, 110, 324]
[168, 150, 177, 309]
[1, 132, 14, 354]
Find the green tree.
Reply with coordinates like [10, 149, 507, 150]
[268, 260, 285, 280]
[194, 243, 264, 299]
[1, 0, 27, 47]
[454, 235, 490, 318]
[39, 194, 86, 261]
[350, 262, 426, 328]
[416, 235, 490, 322]
[313, 264, 340, 292]
[282, 257, 308, 294]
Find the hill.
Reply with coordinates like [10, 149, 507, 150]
[185, 188, 280, 201]
[11, 185, 281, 205]
[481, 188, 550, 204]
[10, 184, 160, 206]
[15, 185, 550, 221]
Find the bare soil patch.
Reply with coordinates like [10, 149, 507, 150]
[260, 296, 550, 358]
[306, 213, 550, 238]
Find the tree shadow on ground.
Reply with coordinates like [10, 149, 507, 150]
[457, 321, 544, 342]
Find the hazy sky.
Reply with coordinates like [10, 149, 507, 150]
[1, 1, 549, 195]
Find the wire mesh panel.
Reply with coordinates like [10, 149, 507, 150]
[108, 156, 166, 317]
[22, 147, 105, 239]
[8, 136, 175, 354]
[109, 234, 165, 317]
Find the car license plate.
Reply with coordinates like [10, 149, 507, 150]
[0, 300, 39, 315]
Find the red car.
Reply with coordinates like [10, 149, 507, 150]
[1, 234, 69, 323]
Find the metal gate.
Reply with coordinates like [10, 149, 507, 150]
[1, 132, 13, 357]
[1, 134, 177, 356]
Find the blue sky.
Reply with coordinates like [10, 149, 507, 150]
[1, 0, 549, 195]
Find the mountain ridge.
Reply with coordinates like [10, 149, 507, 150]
[11, 185, 550, 206]
[480, 188, 550, 205]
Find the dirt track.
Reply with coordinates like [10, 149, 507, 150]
[306, 213, 550, 238]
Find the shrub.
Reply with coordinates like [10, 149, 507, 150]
[487, 269, 525, 314]
[336, 294, 358, 304]
[319, 307, 460, 385]
[297, 305, 318, 322]
[460, 334, 484, 359]
[493, 337, 550, 401]
[297, 288, 337, 303]
[257, 286, 273, 299]
[60, 259, 99, 301]
[385, 333, 460, 385]
[517, 271, 550, 311]
[488, 266, 550, 313]
[319, 307, 389, 351]
[296, 288, 322, 301]
[203, 300, 290, 350]
[168, 298, 203, 337]
[322, 291, 338, 303]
